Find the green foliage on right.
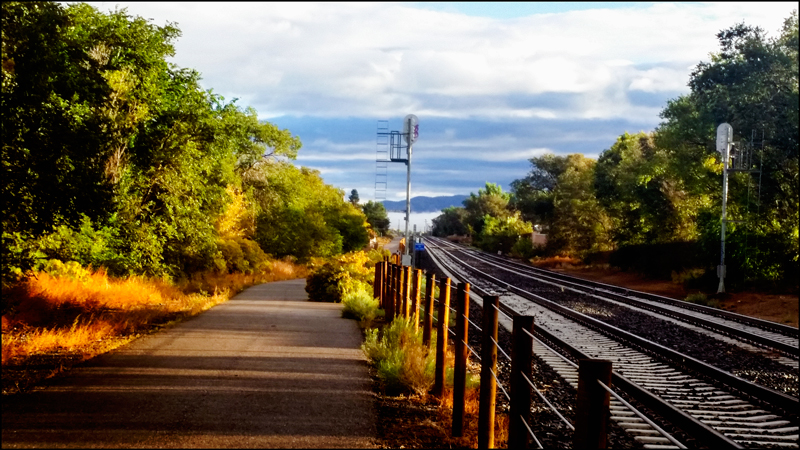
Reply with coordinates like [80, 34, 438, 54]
[477, 213, 534, 254]
[431, 206, 469, 237]
[435, 13, 798, 289]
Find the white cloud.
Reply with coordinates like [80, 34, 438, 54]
[87, 2, 797, 122]
[83, 2, 796, 197]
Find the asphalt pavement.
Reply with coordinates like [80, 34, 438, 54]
[383, 236, 402, 257]
[1, 278, 376, 448]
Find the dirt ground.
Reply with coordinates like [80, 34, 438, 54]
[551, 265, 798, 328]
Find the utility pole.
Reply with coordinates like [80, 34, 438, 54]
[404, 117, 413, 263]
[716, 123, 732, 294]
[401, 115, 418, 266]
[376, 114, 418, 266]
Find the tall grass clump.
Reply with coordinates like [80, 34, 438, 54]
[363, 317, 435, 396]
[684, 292, 720, 308]
[341, 289, 384, 327]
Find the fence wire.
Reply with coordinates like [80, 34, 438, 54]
[467, 317, 483, 332]
[521, 414, 545, 449]
[521, 371, 574, 430]
[491, 336, 512, 362]
[491, 368, 512, 402]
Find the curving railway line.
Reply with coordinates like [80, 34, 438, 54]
[422, 236, 798, 449]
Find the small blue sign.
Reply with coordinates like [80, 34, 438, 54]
[414, 243, 425, 251]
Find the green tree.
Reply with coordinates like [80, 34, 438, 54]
[253, 163, 369, 259]
[462, 182, 511, 236]
[349, 189, 360, 206]
[1, 2, 321, 281]
[547, 154, 611, 255]
[511, 153, 570, 226]
[657, 11, 798, 284]
[478, 213, 533, 254]
[431, 206, 469, 237]
[362, 200, 390, 235]
[594, 132, 702, 247]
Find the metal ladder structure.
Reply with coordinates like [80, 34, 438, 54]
[375, 120, 389, 201]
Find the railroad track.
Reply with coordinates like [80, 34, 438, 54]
[433, 238, 798, 360]
[423, 237, 799, 449]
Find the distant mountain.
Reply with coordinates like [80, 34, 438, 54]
[381, 195, 468, 213]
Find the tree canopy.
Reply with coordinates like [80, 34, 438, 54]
[446, 12, 798, 287]
[361, 200, 391, 236]
[1, 2, 370, 283]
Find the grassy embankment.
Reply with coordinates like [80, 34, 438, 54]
[2, 260, 308, 395]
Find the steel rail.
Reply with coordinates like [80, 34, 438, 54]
[426, 240, 713, 449]
[438, 244, 798, 412]
[425, 239, 795, 449]
[449, 238, 797, 338]
[598, 379, 688, 449]
[450, 244, 798, 356]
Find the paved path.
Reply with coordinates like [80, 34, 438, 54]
[2, 279, 376, 448]
[384, 236, 403, 257]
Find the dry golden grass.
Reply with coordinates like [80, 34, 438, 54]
[429, 366, 508, 448]
[2, 260, 308, 393]
[376, 235, 393, 247]
[531, 255, 583, 269]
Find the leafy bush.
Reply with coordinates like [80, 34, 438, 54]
[35, 215, 130, 276]
[511, 236, 543, 259]
[475, 213, 533, 254]
[671, 268, 706, 287]
[42, 260, 92, 282]
[341, 289, 384, 326]
[365, 248, 391, 266]
[217, 237, 272, 274]
[362, 317, 435, 395]
[305, 251, 374, 302]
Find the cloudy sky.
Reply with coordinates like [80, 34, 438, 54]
[87, 2, 796, 202]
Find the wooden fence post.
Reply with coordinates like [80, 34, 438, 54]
[433, 277, 451, 398]
[403, 265, 411, 318]
[452, 282, 470, 437]
[396, 265, 404, 319]
[374, 262, 383, 307]
[423, 272, 435, 346]
[381, 256, 389, 312]
[411, 269, 421, 331]
[387, 264, 396, 321]
[509, 315, 535, 449]
[574, 359, 612, 449]
[478, 295, 500, 449]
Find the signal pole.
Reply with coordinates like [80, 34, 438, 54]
[376, 115, 418, 265]
[401, 115, 419, 265]
[404, 117, 413, 262]
[716, 123, 732, 294]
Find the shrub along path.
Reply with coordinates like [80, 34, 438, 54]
[1, 279, 376, 448]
